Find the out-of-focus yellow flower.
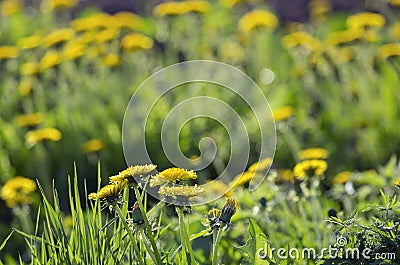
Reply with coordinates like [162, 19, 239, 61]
[63, 42, 86, 60]
[206, 180, 232, 197]
[238, 10, 278, 33]
[39, 51, 62, 71]
[327, 28, 363, 46]
[41, 0, 77, 11]
[394, 178, 400, 188]
[0, 45, 19, 59]
[42, 28, 75, 47]
[150, 167, 197, 187]
[113, 11, 143, 30]
[71, 13, 113, 31]
[0, 0, 21, 16]
[88, 181, 127, 200]
[102, 54, 120, 68]
[298, 148, 329, 160]
[109, 164, 157, 184]
[16, 112, 43, 128]
[379, 43, 400, 59]
[326, 46, 354, 63]
[332, 171, 352, 184]
[309, 0, 331, 22]
[272, 106, 294, 122]
[390, 23, 400, 39]
[248, 157, 272, 172]
[20, 62, 39, 75]
[0, 176, 36, 208]
[82, 139, 105, 153]
[158, 185, 204, 198]
[347, 12, 386, 29]
[293, 159, 327, 179]
[18, 78, 33, 96]
[230, 171, 262, 188]
[220, 0, 241, 7]
[153, 0, 210, 17]
[282, 31, 320, 51]
[25, 127, 62, 147]
[121, 33, 153, 51]
[95, 29, 119, 44]
[219, 41, 245, 63]
[17, 35, 41, 50]
[391, 0, 400, 6]
[74, 31, 97, 44]
[274, 169, 294, 184]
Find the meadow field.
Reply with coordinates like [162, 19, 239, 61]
[1, 0, 400, 264]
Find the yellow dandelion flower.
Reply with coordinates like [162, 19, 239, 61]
[248, 157, 272, 172]
[206, 180, 232, 197]
[230, 171, 262, 188]
[109, 164, 157, 184]
[95, 29, 119, 44]
[158, 185, 204, 198]
[272, 106, 294, 122]
[332, 171, 352, 185]
[293, 159, 327, 179]
[18, 78, 33, 96]
[102, 54, 120, 68]
[282, 31, 320, 51]
[82, 139, 104, 153]
[25, 127, 62, 147]
[298, 148, 329, 160]
[207, 208, 221, 219]
[390, 23, 400, 39]
[113, 11, 143, 30]
[42, 28, 75, 48]
[88, 181, 127, 200]
[150, 167, 197, 187]
[0, 0, 21, 16]
[391, 0, 400, 6]
[153, 1, 210, 17]
[379, 43, 400, 59]
[0, 45, 19, 60]
[63, 42, 86, 61]
[15, 112, 43, 128]
[20, 62, 39, 76]
[0, 176, 36, 208]
[309, 0, 331, 22]
[238, 9, 278, 33]
[274, 169, 295, 184]
[121, 33, 153, 51]
[71, 13, 113, 31]
[394, 179, 400, 188]
[346, 12, 385, 29]
[220, 0, 241, 7]
[17, 35, 41, 50]
[42, 0, 77, 10]
[39, 51, 62, 72]
[327, 28, 363, 46]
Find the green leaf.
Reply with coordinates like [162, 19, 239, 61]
[237, 218, 276, 265]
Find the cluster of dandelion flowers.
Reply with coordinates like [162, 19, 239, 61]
[293, 159, 327, 180]
[150, 167, 197, 187]
[0, 176, 37, 208]
[109, 164, 157, 185]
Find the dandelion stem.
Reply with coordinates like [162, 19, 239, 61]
[115, 205, 145, 265]
[132, 185, 162, 264]
[212, 226, 223, 265]
[139, 228, 158, 264]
